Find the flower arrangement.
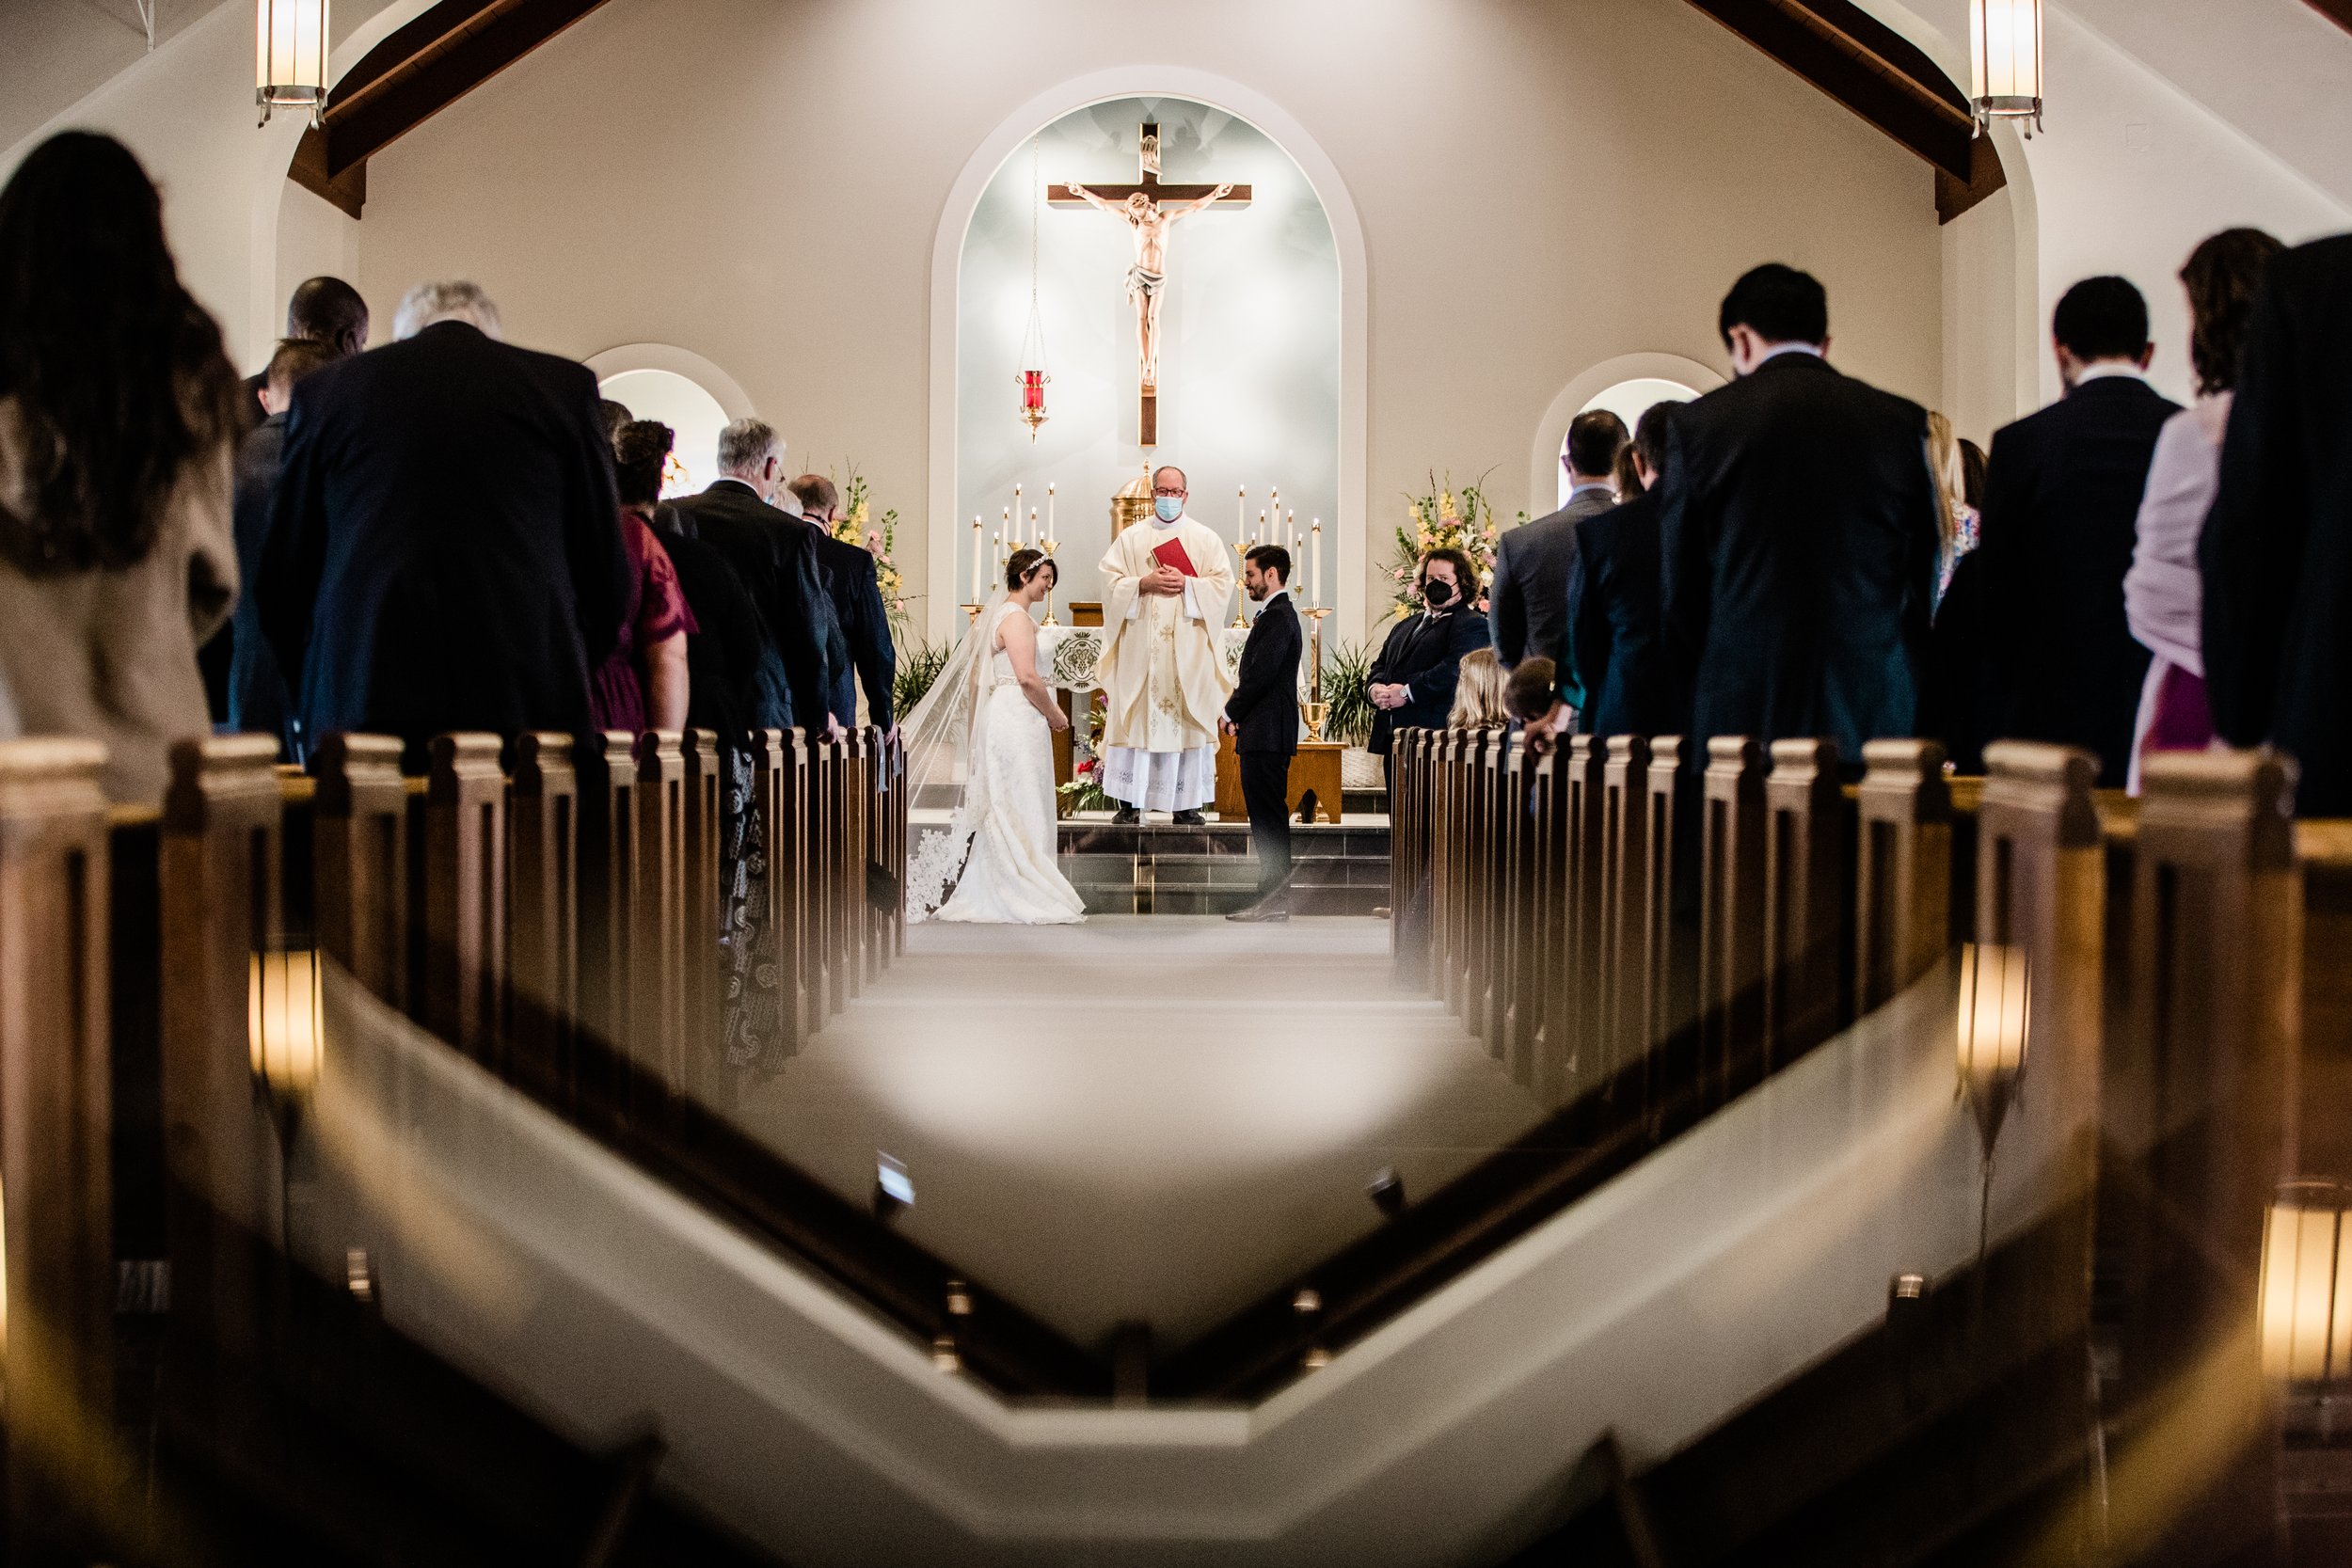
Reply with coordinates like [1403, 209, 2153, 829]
[1056, 701, 1112, 815]
[1384, 470, 1526, 619]
[834, 468, 914, 640]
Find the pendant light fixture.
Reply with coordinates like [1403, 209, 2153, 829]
[1018, 137, 1051, 442]
[1969, 0, 2044, 137]
[257, 0, 331, 128]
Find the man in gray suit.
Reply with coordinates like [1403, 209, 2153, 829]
[1490, 409, 1628, 703]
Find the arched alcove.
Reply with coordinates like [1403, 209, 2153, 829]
[587, 343, 753, 500]
[1558, 378, 1700, 507]
[930, 68, 1369, 642]
[1530, 352, 1726, 515]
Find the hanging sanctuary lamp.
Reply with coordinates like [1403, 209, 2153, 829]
[257, 0, 331, 128]
[1018, 137, 1050, 441]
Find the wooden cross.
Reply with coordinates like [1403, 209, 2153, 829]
[1050, 121, 1251, 447]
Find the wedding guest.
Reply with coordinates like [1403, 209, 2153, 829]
[667, 420, 845, 735]
[598, 397, 632, 445]
[1491, 408, 1627, 686]
[1660, 264, 1941, 767]
[1502, 657, 1571, 755]
[1968, 277, 2181, 786]
[1928, 412, 1980, 604]
[1368, 547, 1492, 756]
[1224, 543, 1302, 922]
[2122, 229, 2283, 793]
[1570, 402, 1677, 740]
[261, 280, 630, 760]
[241, 275, 369, 418]
[0, 132, 243, 804]
[1612, 438, 1648, 502]
[227, 337, 340, 758]
[1448, 648, 1510, 728]
[790, 471, 898, 733]
[595, 422, 697, 733]
[2201, 231, 2352, 815]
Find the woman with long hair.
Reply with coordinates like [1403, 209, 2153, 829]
[2122, 226, 2284, 791]
[0, 132, 244, 801]
[1448, 647, 1509, 728]
[599, 420, 697, 732]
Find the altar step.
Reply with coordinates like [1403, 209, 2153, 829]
[1057, 817, 1390, 916]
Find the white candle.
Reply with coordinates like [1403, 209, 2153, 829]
[1047, 482, 1057, 543]
[971, 516, 984, 602]
[1311, 518, 1323, 608]
[1285, 509, 1296, 555]
[1236, 484, 1246, 547]
[1012, 484, 1024, 546]
[1000, 509, 1011, 571]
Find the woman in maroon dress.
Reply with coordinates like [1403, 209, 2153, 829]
[592, 422, 696, 732]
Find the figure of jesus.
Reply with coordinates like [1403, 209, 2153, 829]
[1093, 464, 1235, 824]
[1064, 181, 1233, 392]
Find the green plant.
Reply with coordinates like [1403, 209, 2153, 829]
[1056, 701, 1113, 814]
[894, 638, 952, 718]
[1321, 638, 1377, 747]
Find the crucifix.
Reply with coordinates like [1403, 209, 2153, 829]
[1050, 121, 1251, 447]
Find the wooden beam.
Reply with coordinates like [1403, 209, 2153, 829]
[288, 0, 614, 218]
[1935, 132, 2007, 224]
[2308, 0, 2352, 36]
[1680, 0, 2003, 214]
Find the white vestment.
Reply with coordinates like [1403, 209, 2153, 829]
[1095, 513, 1233, 812]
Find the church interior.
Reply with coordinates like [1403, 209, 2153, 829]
[2, 0, 2351, 1563]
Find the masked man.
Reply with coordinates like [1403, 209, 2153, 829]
[1094, 465, 1235, 825]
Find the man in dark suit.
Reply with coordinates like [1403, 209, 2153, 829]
[2201, 233, 2352, 815]
[1368, 549, 1495, 755]
[666, 420, 847, 736]
[1224, 545, 1303, 923]
[1965, 276, 2180, 786]
[1659, 264, 1942, 767]
[789, 473, 898, 734]
[1491, 409, 1627, 699]
[260, 281, 630, 760]
[225, 337, 339, 760]
[1569, 403, 1679, 740]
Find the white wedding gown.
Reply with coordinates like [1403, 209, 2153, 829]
[931, 604, 1087, 926]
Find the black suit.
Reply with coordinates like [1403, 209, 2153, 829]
[1227, 592, 1303, 902]
[1970, 374, 2180, 786]
[1367, 607, 1492, 756]
[1659, 353, 1940, 767]
[807, 522, 898, 730]
[1569, 492, 1677, 739]
[1490, 483, 1616, 690]
[2202, 233, 2352, 815]
[260, 321, 629, 756]
[227, 411, 298, 757]
[651, 507, 784, 742]
[666, 481, 846, 735]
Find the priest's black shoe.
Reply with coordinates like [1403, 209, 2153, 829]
[1172, 809, 1207, 826]
[1113, 807, 1141, 825]
[1227, 900, 1289, 923]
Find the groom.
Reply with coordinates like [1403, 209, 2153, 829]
[1223, 544, 1303, 922]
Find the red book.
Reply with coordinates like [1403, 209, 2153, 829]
[1150, 538, 1198, 577]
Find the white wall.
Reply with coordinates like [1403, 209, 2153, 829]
[343, 0, 1948, 638]
[2014, 8, 2350, 408]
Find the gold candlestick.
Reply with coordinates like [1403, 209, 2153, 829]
[1303, 605, 1334, 709]
[1038, 536, 1060, 625]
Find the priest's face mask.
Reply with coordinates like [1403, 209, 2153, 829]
[1152, 467, 1188, 525]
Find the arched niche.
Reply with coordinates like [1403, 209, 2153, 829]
[587, 343, 753, 500]
[1558, 378, 1701, 508]
[1529, 353, 1725, 515]
[930, 68, 1368, 643]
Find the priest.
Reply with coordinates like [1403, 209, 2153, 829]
[1095, 465, 1235, 825]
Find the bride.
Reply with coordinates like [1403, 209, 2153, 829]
[904, 548, 1087, 925]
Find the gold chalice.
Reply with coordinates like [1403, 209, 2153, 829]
[1303, 700, 1329, 743]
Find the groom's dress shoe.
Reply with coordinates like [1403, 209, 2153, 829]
[1113, 808, 1141, 825]
[1227, 901, 1289, 923]
[1172, 809, 1207, 826]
